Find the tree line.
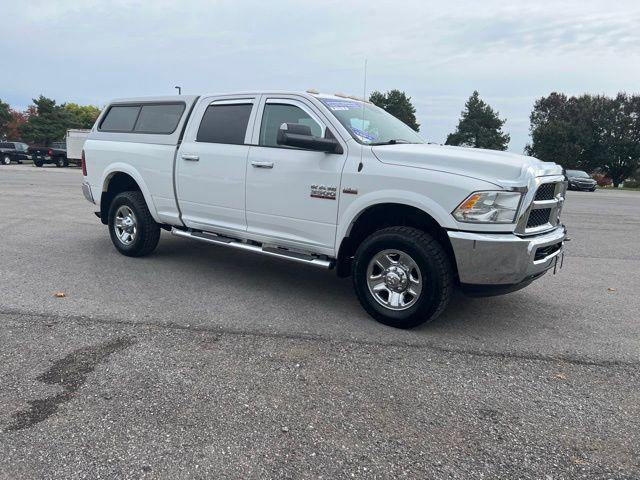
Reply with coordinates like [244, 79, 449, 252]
[2, 91, 639, 185]
[369, 89, 639, 186]
[0, 95, 100, 146]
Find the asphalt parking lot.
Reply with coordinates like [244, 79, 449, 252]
[1, 165, 639, 479]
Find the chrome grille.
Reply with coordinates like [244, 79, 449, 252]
[534, 183, 556, 201]
[518, 180, 566, 234]
[527, 208, 551, 228]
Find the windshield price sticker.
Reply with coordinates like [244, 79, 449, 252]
[324, 100, 362, 111]
[351, 127, 377, 143]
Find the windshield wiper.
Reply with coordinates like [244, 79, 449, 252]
[370, 139, 414, 146]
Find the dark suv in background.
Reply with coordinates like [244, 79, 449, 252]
[566, 170, 597, 191]
[0, 142, 30, 165]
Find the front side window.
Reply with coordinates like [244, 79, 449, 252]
[100, 105, 141, 132]
[134, 104, 185, 134]
[196, 103, 253, 145]
[259, 103, 323, 147]
[319, 98, 423, 145]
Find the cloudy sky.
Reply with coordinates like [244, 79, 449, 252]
[3, 0, 640, 152]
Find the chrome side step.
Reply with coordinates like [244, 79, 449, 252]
[171, 228, 333, 269]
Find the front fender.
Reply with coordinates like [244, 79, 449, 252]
[336, 189, 457, 246]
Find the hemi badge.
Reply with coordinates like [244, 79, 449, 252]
[343, 187, 358, 195]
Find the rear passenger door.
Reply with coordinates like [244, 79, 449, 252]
[176, 97, 258, 233]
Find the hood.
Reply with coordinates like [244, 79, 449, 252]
[371, 144, 563, 186]
[568, 176, 596, 182]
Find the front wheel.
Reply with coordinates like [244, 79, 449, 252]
[2, 156, 10, 165]
[108, 191, 161, 257]
[352, 226, 453, 329]
[34, 160, 43, 167]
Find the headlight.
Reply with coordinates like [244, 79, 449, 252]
[452, 191, 522, 223]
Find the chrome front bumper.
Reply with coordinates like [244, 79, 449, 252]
[448, 226, 566, 286]
[82, 181, 95, 204]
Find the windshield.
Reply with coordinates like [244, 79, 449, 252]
[319, 98, 423, 145]
[566, 170, 590, 178]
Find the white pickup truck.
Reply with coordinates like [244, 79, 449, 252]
[82, 91, 567, 328]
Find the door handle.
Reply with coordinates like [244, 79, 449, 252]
[251, 161, 274, 169]
[181, 154, 200, 161]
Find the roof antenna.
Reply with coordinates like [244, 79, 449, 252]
[358, 58, 367, 172]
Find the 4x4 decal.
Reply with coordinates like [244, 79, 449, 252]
[310, 184, 337, 200]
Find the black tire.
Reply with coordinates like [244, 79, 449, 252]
[352, 226, 453, 329]
[55, 157, 68, 168]
[34, 160, 43, 167]
[108, 191, 161, 257]
[2, 155, 10, 165]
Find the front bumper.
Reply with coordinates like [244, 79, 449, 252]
[448, 226, 566, 286]
[82, 181, 95, 204]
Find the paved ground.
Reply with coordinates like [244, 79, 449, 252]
[1, 165, 638, 479]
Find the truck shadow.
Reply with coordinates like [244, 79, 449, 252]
[147, 234, 559, 336]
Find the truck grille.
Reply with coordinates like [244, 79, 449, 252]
[527, 208, 551, 228]
[534, 183, 557, 200]
[518, 181, 565, 234]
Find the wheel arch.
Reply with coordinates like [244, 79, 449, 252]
[100, 166, 158, 225]
[336, 202, 458, 279]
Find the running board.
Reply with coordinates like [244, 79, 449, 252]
[171, 228, 333, 269]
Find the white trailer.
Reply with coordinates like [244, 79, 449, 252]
[65, 129, 91, 163]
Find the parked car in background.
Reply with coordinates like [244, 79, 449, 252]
[566, 170, 597, 191]
[0, 141, 31, 165]
[29, 146, 68, 167]
[66, 129, 91, 166]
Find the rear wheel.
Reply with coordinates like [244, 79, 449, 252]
[55, 157, 68, 168]
[108, 191, 161, 257]
[352, 226, 453, 329]
[34, 160, 43, 167]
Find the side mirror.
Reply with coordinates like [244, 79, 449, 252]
[277, 123, 343, 154]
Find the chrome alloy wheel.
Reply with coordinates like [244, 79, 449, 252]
[366, 249, 423, 311]
[114, 205, 137, 245]
[3, 156, 10, 165]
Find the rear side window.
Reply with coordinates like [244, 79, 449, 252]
[134, 104, 185, 134]
[196, 103, 253, 145]
[99, 103, 185, 134]
[100, 105, 141, 132]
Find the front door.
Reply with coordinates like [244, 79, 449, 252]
[176, 97, 257, 232]
[245, 97, 347, 253]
